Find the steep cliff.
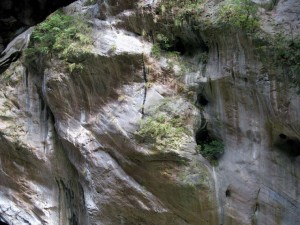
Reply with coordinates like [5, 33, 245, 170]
[0, 0, 299, 224]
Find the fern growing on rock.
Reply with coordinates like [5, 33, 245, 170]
[25, 10, 92, 70]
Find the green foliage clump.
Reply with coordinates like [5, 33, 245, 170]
[160, 0, 206, 26]
[272, 36, 300, 73]
[196, 140, 224, 161]
[150, 33, 176, 59]
[25, 10, 92, 69]
[156, 33, 175, 51]
[218, 0, 259, 31]
[151, 43, 162, 58]
[158, 0, 259, 33]
[135, 113, 188, 151]
[254, 34, 300, 87]
[84, 0, 97, 6]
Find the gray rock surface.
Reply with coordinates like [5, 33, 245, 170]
[0, 0, 299, 224]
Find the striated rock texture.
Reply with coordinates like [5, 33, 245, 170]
[0, 0, 300, 224]
[0, 0, 76, 73]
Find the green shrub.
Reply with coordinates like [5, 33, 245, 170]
[196, 140, 224, 160]
[218, 0, 259, 31]
[156, 33, 175, 51]
[160, 0, 205, 22]
[135, 113, 187, 151]
[272, 36, 300, 72]
[157, 0, 259, 35]
[254, 34, 300, 87]
[151, 43, 162, 58]
[25, 10, 92, 65]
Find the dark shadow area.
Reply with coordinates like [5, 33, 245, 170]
[196, 93, 208, 106]
[225, 189, 231, 197]
[185, 38, 209, 58]
[0, 222, 9, 225]
[0, 215, 9, 225]
[275, 134, 300, 157]
[173, 37, 186, 55]
[279, 133, 287, 139]
[195, 127, 212, 145]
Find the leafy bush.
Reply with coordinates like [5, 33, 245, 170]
[160, 0, 205, 24]
[254, 34, 300, 87]
[272, 36, 300, 73]
[135, 113, 188, 151]
[151, 43, 162, 58]
[25, 10, 92, 66]
[196, 140, 224, 160]
[156, 33, 175, 51]
[84, 0, 97, 6]
[158, 0, 258, 33]
[218, 0, 259, 31]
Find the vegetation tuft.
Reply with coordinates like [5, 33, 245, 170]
[159, 0, 206, 27]
[254, 34, 300, 88]
[25, 10, 92, 71]
[135, 113, 188, 151]
[271, 36, 300, 74]
[218, 0, 259, 31]
[158, 0, 259, 32]
[196, 140, 224, 161]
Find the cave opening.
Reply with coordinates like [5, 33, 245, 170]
[279, 133, 287, 139]
[275, 135, 300, 157]
[225, 189, 231, 197]
[195, 127, 212, 145]
[174, 37, 186, 55]
[196, 93, 208, 106]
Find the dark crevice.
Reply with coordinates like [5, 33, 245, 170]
[225, 189, 231, 197]
[25, 67, 29, 88]
[275, 135, 300, 157]
[279, 133, 287, 139]
[56, 179, 84, 225]
[195, 112, 210, 146]
[216, 43, 219, 60]
[173, 37, 186, 55]
[252, 188, 261, 225]
[209, 78, 213, 93]
[141, 54, 148, 116]
[196, 93, 208, 107]
[231, 69, 235, 81]
[0, 51, 21, 74]
[185, 37, 209, 58]
[148, 30, 154, 44]
[254, 203, 259, 212]
[195, 127, 212, 146]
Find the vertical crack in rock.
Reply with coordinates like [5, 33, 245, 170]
[56, 179, 86, 225]
[252, 188, 261, 225]
[141, 54, 148, 116]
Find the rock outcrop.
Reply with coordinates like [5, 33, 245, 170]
[0, 0, 76, 73]
[0, 0, 299, 224]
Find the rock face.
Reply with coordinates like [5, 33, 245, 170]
[0, 0, 300, 224]
[0, 0, 76, 73]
